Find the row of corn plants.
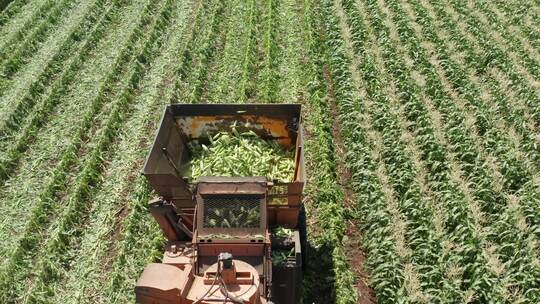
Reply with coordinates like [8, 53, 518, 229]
[0, 0, 141, 282]
[411, 0, 535, 194]
[417, 0, 534, 194]
[410, 0, 531, 191]
[0, 0, 124, 258]
[30, 1, 175, 302]
[204, 0, 258, 103]
[478, 72, 540, 171]
[426, 0, 536, 173]
[296, 0, 358, 302]
[413, 0, 524, 276]
[348, 0, 509, 301]
[0, 0, 117, 184]
[0, 0, 159, 301]
[171, 0, 222, 104]
[493, 0, 540, 54]
[0, 0, 76, 83]
[202, 0, 261, 103]
[391, 1, 510, 297]
[320, 0, 408, 302]
[19, 0, 175, 302]
[445, 1, 540, 169]
[405, 0, 540, 300]
[376, 0, 540, 300]
[258, 0, 279, 103]
[473, 1, 540, 82]
[0, 0, 50, 58]
[101, 1, 209, 302]
[0, 0, 91, 117]
[383, 0, 534, 300]
[181, 0, 225, 104]
[0, 0, 43, 49]
[0, 0, 30, 27]
[234, 0, 258, 102]
[491, 0, 540, 55]
[478, 1, 540, 83]
[518, 177, 540, 241]
[275, 0, 304, 103]
[0, 0, 105, 146]
[426, 0, 539, 145]
[522, 12, 540, 48]
[451, 1, 540, 175]
[49, 3, 194, 302]
[0, 0, 99, 138]
[490, 0, 532, 27]
[428, 0, 538, 260]
[344, 0, 458, 300]
[442, 0, 540, 131]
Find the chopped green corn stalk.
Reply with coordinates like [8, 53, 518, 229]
[189, 128, 295, 182]
[205, 205, 260, 228]
[272, 248, 294, 266]
[272, 227, 293, 238]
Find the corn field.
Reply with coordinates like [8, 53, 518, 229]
[0, 0, 539, 303]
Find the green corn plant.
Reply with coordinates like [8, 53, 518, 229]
[19, 0, 175, 302]
[0, 0, 108, 140]
[0, 0, 31, 27]
[0, 0, 76, 79]
[474, 1, 540, 82]
[0, 0, 127, 284]
[185, 0, 225, 104]
[235, 0, 257, 103]
[170, 0, 218, 104]
[0, 0, 126, 259]
[404, 0, 540, 301]
[0, 0, 163, 301]
[0, 0, 55, 60]
[0, 0, 125, 184]
[380, 0, 509, 299]
[492, 0, 540, 54]
[259, 0, 279, 103]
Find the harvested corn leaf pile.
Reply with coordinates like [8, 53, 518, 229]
[189, 128, 295, 182]
[272, 248, 294, 266]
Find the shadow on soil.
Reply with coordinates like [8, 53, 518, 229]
[303, 240, 336, 304]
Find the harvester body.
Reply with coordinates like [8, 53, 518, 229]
[136, 104, 305, 304]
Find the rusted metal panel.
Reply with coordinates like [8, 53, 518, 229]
[143, 108, 192, 205]
[197, 177, 268, 196]
[176, 114, 295, 148]
[197, 243, 265, 257]
[135, 263, 193, 304]
[270, 232, 302, 304]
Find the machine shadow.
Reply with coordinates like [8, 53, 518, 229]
[302, 240, 337, 304]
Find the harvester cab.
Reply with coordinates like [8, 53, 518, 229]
[135, 104, 305, 304]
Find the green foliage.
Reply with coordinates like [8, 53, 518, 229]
[189, 127, 295, 182]
[0, 0, 30, 26]
[0, 0, 539, 303]
[0, 0, 76, 80]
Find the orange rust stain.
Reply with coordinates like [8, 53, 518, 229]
[180, 115, 294, 148]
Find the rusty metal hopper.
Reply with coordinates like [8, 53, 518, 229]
[142, 104, 305, 212]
